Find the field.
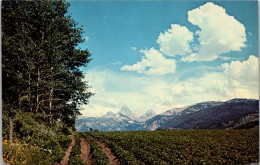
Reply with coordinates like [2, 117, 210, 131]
[79, 129, 259, 165]
[3, 129, 259, 164]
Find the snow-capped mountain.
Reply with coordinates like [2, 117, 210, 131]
[102, 111, 116, 118]
[144, 101, 223, 130]
[76, 112, 143, 132]
[118, 106, 138, 120]
[76, 99, 259, 132]
[143, 107, 183, 131]
[76, 106, 153, 132]
[139, 109, 156, 121]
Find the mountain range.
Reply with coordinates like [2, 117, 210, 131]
[76, 106, 155, 131]
[76, 98, 259, 132]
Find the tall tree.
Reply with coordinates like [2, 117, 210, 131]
[2, 0, 92, 127]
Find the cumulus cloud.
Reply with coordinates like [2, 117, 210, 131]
[157, 24, 194, 56]
[82, 68, 178, 116]
[122, 2, 248, 74]
[82, 55, 258, 117]
[221, 55, 258, 87]
[182, 2, 247, 61]
[81, 104, 116, 117]
[80, 2, 257, 117]
[174, 55, 258, 100]
[120, 48, 176, 76]
[202, 56, 258, 99]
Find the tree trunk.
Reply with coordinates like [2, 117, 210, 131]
[49, 67, 53, 124]
[9, 118, 13, 143]
[36, 67, 40, 113]
[49, 88, 53, 124]
[28, 73, 32, 112]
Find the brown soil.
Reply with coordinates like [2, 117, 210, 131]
[94, 139, 120, 165]
[80, 137, 93, 165]
[58, 137, 75, 165]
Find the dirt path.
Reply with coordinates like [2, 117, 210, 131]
[80, 137, 93, 165]
[59, 137, 75, 165]
[94, 139, 120, 165]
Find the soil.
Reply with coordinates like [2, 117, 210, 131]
[94, 139, 120, 165]
[80, 137, 93, 165]
[58, 137, 75, 165]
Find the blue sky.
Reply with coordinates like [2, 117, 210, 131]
[68, 1, 259, 117]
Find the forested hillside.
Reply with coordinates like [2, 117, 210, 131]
[2, 0, 92, 164]
[160, 99, 259, 130]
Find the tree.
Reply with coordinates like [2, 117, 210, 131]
[2, 0, 93, 128]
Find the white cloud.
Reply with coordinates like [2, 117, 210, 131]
[82, 55, 258, 117]
[85, 36, 89, 42]
[175, 55, 258, 100]
[221, 55, 258, 88]
[80, 2, 257, 117]
[130, 47, 137, 51]
[183, 2, 247, 61]
[81, 104, 116, 117]
[109, 60, 122, 65]
[181, 53, 197, 62]
[120, 48, 176, 76]
[218, 56, 237, 61]
[157, 24, 194, 56]
[82, 68, 178, 116]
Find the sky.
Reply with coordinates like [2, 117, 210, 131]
[68, 1, 259, 117]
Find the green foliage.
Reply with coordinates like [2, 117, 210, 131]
[86, 132, 144, 165]
[3, 139, 53, 165]
[87, 130, 259, 165]
[3, 112, 73, 164]
[2, 0, 92, 127]
[68, 134, 84, 165]
[2, 1, 93, 163]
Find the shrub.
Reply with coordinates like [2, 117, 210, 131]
[2, 112, 74, 164]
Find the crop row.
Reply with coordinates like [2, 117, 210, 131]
[90, 132, 169, 165]
[85, 132, 144, 165]
[80, 133, 109, 165]
[68, 134, 84, 165]
[88, 129, 259, 165]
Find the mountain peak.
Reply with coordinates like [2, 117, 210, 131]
[118, 106, 137, 120]
[139, 109, 156, 121]
[102, 111, 116, 118]
[119, 106, 132, 114]
[144, 109, 155, 116]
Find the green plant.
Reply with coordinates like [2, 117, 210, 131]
[68, 134, 84, 165]
[3, 112, 74, 164]
[81, 133, 109, 165]
[86, 129, 259, 165]
[87, 132, 144, 165]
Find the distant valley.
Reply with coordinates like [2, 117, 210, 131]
[76, 98, 259, 132]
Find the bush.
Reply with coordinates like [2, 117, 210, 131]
[3, 139, 52, 164]
[2, 112, 74, 164]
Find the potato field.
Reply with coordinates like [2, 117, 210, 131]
[76, 129, 259, 165]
